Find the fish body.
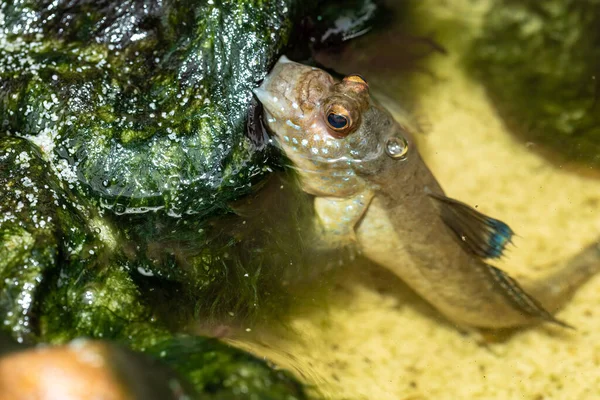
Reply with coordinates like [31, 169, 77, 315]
[254, 56, 600, 329]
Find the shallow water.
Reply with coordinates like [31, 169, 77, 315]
[225, 1, 600, 399]
[2, 0, 598, 397]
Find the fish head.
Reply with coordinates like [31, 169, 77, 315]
[254, 56, 418, 197]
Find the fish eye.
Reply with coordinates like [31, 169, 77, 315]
[324, 105, 353, 137]
[327, 112, 349, 129]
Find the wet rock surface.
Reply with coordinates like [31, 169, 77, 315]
[0, 0, 322, 398]
[1, 0, 300, 215]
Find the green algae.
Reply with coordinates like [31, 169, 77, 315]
[0, 137, 62, 341]
[0, 136, 163, 346]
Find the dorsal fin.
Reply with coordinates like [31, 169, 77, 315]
[429, 194, 514, 260]
[485, 265, 574, 329]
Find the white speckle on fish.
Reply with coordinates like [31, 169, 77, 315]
[301, 139, 309, 147]
[286, 120, 301, 130]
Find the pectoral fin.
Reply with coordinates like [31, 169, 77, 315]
[429, 194, 514, 260]
[485, 265, 573, 329]
[314, 191, 374, 249]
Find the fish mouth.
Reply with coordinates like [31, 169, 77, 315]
[253, 56, 287, 115]
[252, 85, 277, 117]
[252, 55, 306, 120]
[273, 54, 294, 65]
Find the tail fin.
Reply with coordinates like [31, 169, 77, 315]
[521, 241, 600, 315]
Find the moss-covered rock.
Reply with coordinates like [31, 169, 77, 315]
[0, 0, 321, 333]
[0, 0, 303, 215]
[467, 0, 600, 167]
[0, 1, 320, 397]
[0, 136, 166, 346]
[0, 137, 61, 341]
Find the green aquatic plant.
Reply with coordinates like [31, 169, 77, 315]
[467, 0, 600, 167]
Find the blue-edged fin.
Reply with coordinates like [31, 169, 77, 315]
[429, 194, 514, 259]
[485, 265, 574, 329]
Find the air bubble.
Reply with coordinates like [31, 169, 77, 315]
[385, 136, 409, 160]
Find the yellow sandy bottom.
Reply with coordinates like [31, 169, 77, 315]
[229, 2, 600, 399]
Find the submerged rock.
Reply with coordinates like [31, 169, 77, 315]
[0, 0, 315, 341]
[0, 0, 320, 397]
[0, 0, 300, 215]
[467, 0, 600, 167]
[0, 136, 166, 345]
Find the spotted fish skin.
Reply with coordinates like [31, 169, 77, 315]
[255, 56, 600, 329]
